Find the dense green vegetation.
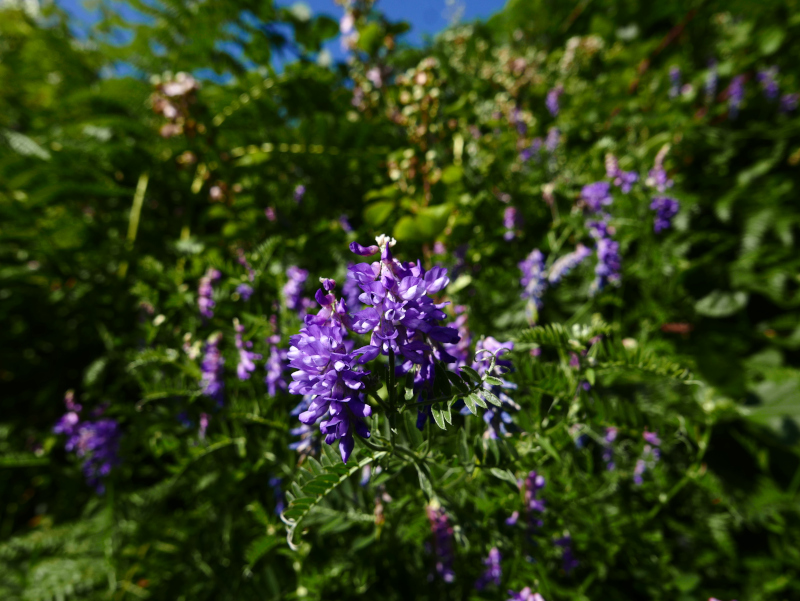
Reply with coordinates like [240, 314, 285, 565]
[1, 1, 799, 599]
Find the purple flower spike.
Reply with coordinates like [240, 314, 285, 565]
[200, 332, 225, 406]
[503, 206, 522, 241]
[546, 84, 564, 116]
[581, 182, 612, 213]
[706, 60, 718, 102]
[757, 66, 779, 101]
[283, 266, 309, 313]
[198, 267, 221, 319]
[780, 93, 799, 114]
[519, 249, 547, 312]
[650, 197, 680, 233]
[588, 219, 621, 294]
[475, 547, 502, 590]
[427, 505, 456, 583]
[234, 318, 262, 381]
[236, 283, 253, 301]
[728, 75, 746, 119]
[548, 244, 591, 284]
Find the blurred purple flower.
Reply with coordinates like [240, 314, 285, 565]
[548, 244, 591, 284]
[757, 66, 779, 100]
[234, 318, 262, 381]
[198, 267, 221, 319]
[650, 196, 680, 233]
[475, 547, 502, 590]
[200, 332, 225, 406]
[546, 84, 563, 116]
[427, 505, 456, 583]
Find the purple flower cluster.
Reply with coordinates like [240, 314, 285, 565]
[53, 391, 120, 494]
[634, 430, 662, 485]
[545, 127, 560, 153]
[444, 305, 472, 371]
[588, 219, 621, 294]
[547, 244, 591, 284]
[426, 504, 456, 583]
[507, 470, 546, 529]
[580, 181, 613, 213]
[236, 283, 253, 301]
[757, 66, 779, 101]
[728, 75, 746, 119]
[546, 84, 564, 116]
[605, 153, 638, 193]
[780, 93, 799, 114]
[519, 249, 547, 313]
[293, 184, 306, 203]
[234, 318, 262, 381]
[200, 332, 225, 406]
[475, 547, 502, 590]
[554, 534, 579, 573]
[669, 66, 681, 99]
[199, 412, 209, 440]
[520, 137, 542, 162]
[265, 333, 288, 396]
[508, 588, 545, 601]
[503, 206, 522, 241]
[198, 267, 221, 319]
[236, 249, 255, 282]
[342, 265, 363, 312]
[646, 146, 674, 193]
[650, 196, 680, 233]
[602, 426, 618, 470]
[283, 266, 309, 313]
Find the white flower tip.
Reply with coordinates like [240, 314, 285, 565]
[375, 234, 397, 248]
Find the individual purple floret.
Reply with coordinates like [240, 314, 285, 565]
[198, 267, 221, 319]
[521, 137, 543, 163]
[604, 153, 638, 193]
[646, 145, 673, 192]
[269, 476, 285, 514]
[757, 67, 779, 101]
[588, 219, 621, 294]
[545, 127, 560, 153]
[426, 504, 456, 583]
[581, 181, 612, 213]
[643, 429, 661, 446]
[510, 107, 528, 136]
[519, 249, 547, 314]
[342, 265, 363, 312]
[233, 318, 262, 381]
[780, 93, 799, 114]
[669, 66, 681, 99]
[554, 534, 579, 573]
[508, 588, 545, 601]
[236, 283, 253, 301]
[503, 206, 522, 241]
[199, 412, 209, 440]
[475, 547, 502, 590]
[283, 266, 309, 313]
[200, 332, 225, 406]
[650, 196, 680, 233]
[293, 184, 306, 203]
[548, 244, 591, 284]
[53, 391, 120, 494]
[546, 84, 564, 116]
[510, 471, 546, 529]
[265, 332, 288, 396]
[706, 60, 718, 102]
[634, 431, 662, 485]
[289, 396, 318, 455]
[444, 305, 472, 372]
[339, 214, 353, 232]
[728, 75, 746, 119]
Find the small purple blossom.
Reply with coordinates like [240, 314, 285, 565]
[728, 75, 746, 119]
[545, 127, 560, 153]
[234, 318, 262, 381]
[519, 249, 547, 313]
[521, 137, 543, 162]
[199, 412, 209, 440]
[669, 66, 681, 99]
[547, 244, 591, 284]
[339, 214, 353, 232]
[603, 426, 618, 470]
[198, 267, 221, 319]
[236, 249, 255, 281]
[588, 219, 621, 293]
[265, 334, 288, 396]
[236, 283, 253, 301]
[503, 206, 522, 241]
[507, 588, 545, 601]
[643, 430, 661, 446]
[200, 332, 225, 406]
[53, 392, 120, 494]
[426, 505, 456, 583]
[646, 145, 673, 192]
[475, 547, 502, 590]
[444, 305, 472, 371]
[554, 534, 579, 573]
[293, 184, 306, 203]
[581, 181, 612, 213]
[780, 93, 799, 114]
[546, 84, 564, 116]
[650, 196, 680, 233]
[757, 67, 779, 101]
[605, 154, 638, 193]
[470, 337, 518, 439]
[269, 476, 285, 515]
[265, 207, 277, 222]
[283, 266, 309, 313]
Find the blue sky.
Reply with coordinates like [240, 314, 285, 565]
[56, 0, 508, 46]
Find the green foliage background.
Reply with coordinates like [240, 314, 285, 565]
[1, 0, 800, 599]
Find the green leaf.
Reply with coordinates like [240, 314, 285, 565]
[246, 535, 279, 567]
[470, 392, 487, 409]
[415, 463, 434, 499]
[484, 375, 503, 386]
[363, 200, 394, 227]
[483, 389, 502, 407]
[463, 394, 478, 415]
[488, 467, 518, 486]
[759, 27, 785, 55]
[431, 407, 447, 430]
[695, 290, 748, 318]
